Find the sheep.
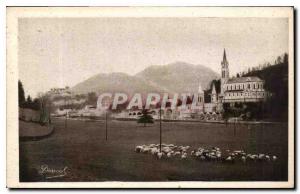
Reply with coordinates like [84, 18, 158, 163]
[226, 156, 233, 161]
[258, 154, 265, 160]
[216, 152, 222, 159]
[234, 150, 243, 154]
[150, 147, 159, 155]
[181, 148, 188, 152]
[135, 144, 278, 165]
[191, 150, 195, 156]
[241, 156, 246, 163]
[157, 152, 163, 159]
[195, 151, 201, 157]
[162, 147, 172, 154]
[142, 147, 150, 154]
[149, 144, 156, 147]
[200, 155, 206, 160]
[135, 146, 143, 153]
[167, 152, 172, 158]
[181, 153, 187, 159]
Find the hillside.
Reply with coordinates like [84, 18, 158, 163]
[135, 61, 219, 94]
[72, 62, 219, 96]
[71, 72, 169, 95]
[243, 61, 288, 121]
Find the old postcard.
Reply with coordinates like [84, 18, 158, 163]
[6, 7, 294, 188]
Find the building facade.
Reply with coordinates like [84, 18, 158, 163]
[219, 49, 268, 103]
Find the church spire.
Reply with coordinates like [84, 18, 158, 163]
[198, 83, 204, 94]
[212, 83, 216, 94]
[220, 49, 229, 95]
[223, 48, 227, 62]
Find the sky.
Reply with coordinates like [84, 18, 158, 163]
[18, 17, 289, 97]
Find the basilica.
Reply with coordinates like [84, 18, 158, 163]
[211, 49, 268, 104]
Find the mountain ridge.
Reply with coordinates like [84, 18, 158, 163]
[71, 62, 220, 95]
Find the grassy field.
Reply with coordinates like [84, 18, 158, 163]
[19, 118, 288, 182]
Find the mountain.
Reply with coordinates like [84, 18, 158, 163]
[71, 72, 169, 95]
[71, 62, 219, 96]
[135, 61, 219, 94]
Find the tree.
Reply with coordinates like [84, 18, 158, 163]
[24, 95, 34, 109]
[31, 98, 41, 110]
[26, 95, 32, 104]
[87, 92, 98, 106]
[276, 56, 282, 64]
[283, 53, 288, 64]
[137, 109, 154, 127]
[38, 94, 52, 124]
[18, 80, 25, 107]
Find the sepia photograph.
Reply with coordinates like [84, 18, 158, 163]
[6, 7, 294, 188]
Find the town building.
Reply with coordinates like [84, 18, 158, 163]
[46, 86, 72, 99]
[218, 49, 268, 103]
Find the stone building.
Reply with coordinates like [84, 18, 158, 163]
[219, 49, 268, 103]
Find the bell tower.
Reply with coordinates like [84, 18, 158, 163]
[221, 49, 229, 94]
[211, 83, 217, 103]
[197, 83, 204, 104]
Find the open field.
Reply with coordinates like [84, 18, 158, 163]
[19, 118, 288, 181]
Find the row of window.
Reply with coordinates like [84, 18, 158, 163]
[226, 92, 265, 97]
[225, 82, 263, 91]
[222, 71, 226, 78]
[198, 96, 203, 102]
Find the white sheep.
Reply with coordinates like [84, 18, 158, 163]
[258, 154, 265, 160]
[190, 150, 195, 156]
[181, 153, 187, 159]
[135, 146, 143, 153]
[272, 155, 277, 161]
[162, 147, 171, 154]
[149, 144, 156, 147]
[195, 151, 201, 157]
[241, 156, 246, 163]
[226, 156, 233, 161]
[157, 152, 163, 159]
[142, 147, 150, 153]
[167, 152, 172, 158]
[150, 147, 159, 155]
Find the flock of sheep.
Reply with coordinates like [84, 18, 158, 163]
[135, 144, 278, 163]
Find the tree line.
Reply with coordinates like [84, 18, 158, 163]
[18, 80, 41, 110]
